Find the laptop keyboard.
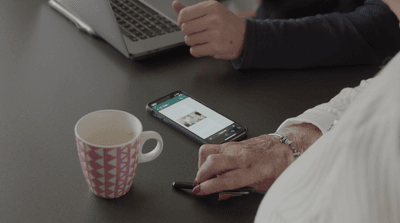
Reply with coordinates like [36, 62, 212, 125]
[109, 0, 181, 42]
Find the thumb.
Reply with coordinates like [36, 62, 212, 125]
[172, 0, 187, 15]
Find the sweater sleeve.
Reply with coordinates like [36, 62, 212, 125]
[275, 77, 374, 134]
[232, 0, 400, 69]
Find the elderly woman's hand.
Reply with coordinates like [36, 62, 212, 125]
[192, 123, 322, 196]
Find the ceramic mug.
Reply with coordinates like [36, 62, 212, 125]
[74, 110, 163, 198]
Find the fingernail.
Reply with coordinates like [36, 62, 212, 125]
[199, 145, 205, 151]
[191, 185, 201, 194]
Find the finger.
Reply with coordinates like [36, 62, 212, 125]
[189, 42, 216, 58]
[180, 15, 210, 35]
[172, 0, 187, 16]
[184, 30, 212, 47]
[195, 153, 238, 184]
[177, 1, 217, 27]
[194, 169, 249, 195]
[198, 144, 223, 169]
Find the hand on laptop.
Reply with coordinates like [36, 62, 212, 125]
[172, 0, 246, 60]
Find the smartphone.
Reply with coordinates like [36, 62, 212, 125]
[146, 91, 248, 144]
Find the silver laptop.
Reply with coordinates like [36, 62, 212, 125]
[48, 0, 196, 60]
[48, 0, 258, 60]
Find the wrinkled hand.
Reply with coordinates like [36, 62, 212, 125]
[192, 123, 322, 198]
[192, 135, 293, 196]
[172, 0, 246, 60]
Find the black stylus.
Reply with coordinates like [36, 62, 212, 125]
[172, 181, 258, 194]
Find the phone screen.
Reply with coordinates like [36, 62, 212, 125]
[149, 92, 246, 144]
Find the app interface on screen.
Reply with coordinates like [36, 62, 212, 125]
[152, 94, 233, 139]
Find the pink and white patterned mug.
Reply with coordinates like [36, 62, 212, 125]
[74, 110, 163, 199]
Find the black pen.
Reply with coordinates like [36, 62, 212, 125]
[172, 181, 258, 194]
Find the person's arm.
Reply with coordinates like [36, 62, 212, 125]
[277, 77, 374, 136]
[232, 0, 400, 69]
[254, 52, 400, 223]
[193, 76, 377, 196]
[271, 77, 375, 165]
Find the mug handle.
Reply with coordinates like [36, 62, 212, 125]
[138, 131, 163, 163]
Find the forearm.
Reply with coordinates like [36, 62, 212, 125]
[232, 0, 400, 69]
[272, 76, 375, 156]
[276, 77, 375, 139]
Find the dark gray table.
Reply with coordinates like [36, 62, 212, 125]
[0, 1, 379, 222]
